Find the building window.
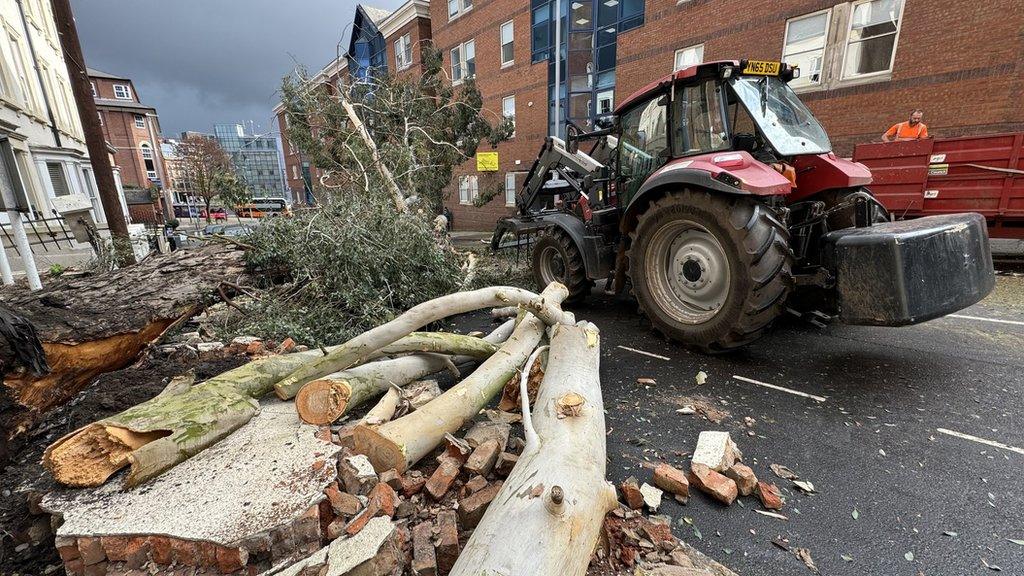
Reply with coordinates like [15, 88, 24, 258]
[134, 114, 146, 129]
[673, 44, 704, 72]
[448, 0, 473, 20]
[596, 89, 614, 116]
[140, 143, 157, 180]
[502, 95, 516, 134]
[530, 0, 552, 63]
[783, 11, 829, 87]
[90, 81, 96, 97]
[292, 165, 299, 179]
[843, 0, 903, 79]
[6, 29, 36, 108]
[500, 20, 515, 66]
[505, 172, 517, 206]
[46, 162, 71, 196]
[395, 34, 412, 70]
[458, 175, 478, 204]
[113, 84, 132, 100]
[450, 40, 476, 84]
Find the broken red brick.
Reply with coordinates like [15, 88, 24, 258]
[463, 439, 500, 476]
[326, 518, 347, 541]
[245, 340, 266, 355]
[723, 463, 758, 496]
[279, 337, 296, 353]
[400, 470, 426, 497]
[77, 537, 106, 566]
[125, 539, 152, 570]
[82, 560, 107, 576]
[326, 483, 363, 516]
[620, 476, 645, 510]
[195, 541, 220, 568]
[412, 521, 437, 576]
[315, 427, 333, 443]
[345, 482, 398, 537]
[462, 475, 489, 496]
[688, 463, 738, 505]
[214, 545, 248, 574]
[379, 468, 402, 491]
[652, 463, 690, 499]
[435, 510, 460, 575]
[148, 536, 173, 565]
[56, 537, 80, 562]
[99, 536, 129, 562]
[755, 481, 783, 511]
[425, 457, 462, 500]
[494, 452, 518, 478]
[457, 481, 503, 529]
[64, 558, 85, 576]
[292, 504, 323, 546]
[170, 539, 199, 566]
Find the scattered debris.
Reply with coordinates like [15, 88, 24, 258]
[769, 464, 799, 481]
[793, 547, 818, 573]
[637, 377, 657, 386]
[640, 483, 663, 511]
[691, 431, 743, 471]
[792, 480, 817, 494]
[652, 464, 689, 502]
[688, 464, 738, 506]
[616, 345, 671, 361]
[755, 482, 783, 511]
[753, 510, 788, 521]
[695, 371, 708, 385]
[723, 464, 757, 496]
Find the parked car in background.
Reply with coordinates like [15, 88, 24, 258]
[200, 207, 228, 221]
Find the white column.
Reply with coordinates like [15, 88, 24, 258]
[553, 0, 561, 138]
[0, 230, 13, 285]
[8, 210, 41, 290]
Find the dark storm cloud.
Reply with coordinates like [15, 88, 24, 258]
[71, 0, 402, 136]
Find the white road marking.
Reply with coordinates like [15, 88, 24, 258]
[616, 345, 671, 361]
[948, 314, 1024, 327]
[732, 375, 827, 402]
[935, 428, 1024, 456]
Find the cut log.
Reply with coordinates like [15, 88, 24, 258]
[274, 285, 570, 400]
[42, 346, 335, 488]
[449, 322, 617, 576]
[294, 326, 511, 425]
[353, 284, 568, 473]
[1, 244, 247, 458]
[362, 386, 402, 426]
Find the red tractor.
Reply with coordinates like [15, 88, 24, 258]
[493, 60, 994, 352]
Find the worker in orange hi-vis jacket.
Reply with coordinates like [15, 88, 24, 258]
[882, 109, 929, 142]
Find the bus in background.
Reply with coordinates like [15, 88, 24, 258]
[235, 197, 292, 218]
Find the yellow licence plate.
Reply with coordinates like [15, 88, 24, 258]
[742, 60, 781, 76]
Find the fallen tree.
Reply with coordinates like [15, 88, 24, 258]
[353, 283, 570, 473]
[295, 323, 513, 425]
[449, 322, 617, 575]
[40, 329, 497, 488]
[0, 243, 247, 458]
[274, 285, 571, 400]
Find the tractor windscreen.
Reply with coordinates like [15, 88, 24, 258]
[728, 76, 831, 156]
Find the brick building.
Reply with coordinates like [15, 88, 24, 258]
[276, 0, 1024, 230]
[89, 68, 169, 223]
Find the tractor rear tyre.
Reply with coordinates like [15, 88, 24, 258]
[532, 229, 590, 303]
[628, 190, 792, 352]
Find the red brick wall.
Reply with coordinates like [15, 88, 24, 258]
[431, 0, 542, 231]
[91, 76, 169, 190]
[385, 16, 433, 81]
[616, 0, 1024, 156]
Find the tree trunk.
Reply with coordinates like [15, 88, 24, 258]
[449, 322, 617, 576]
[352, 284, 568, 473]
[273, 285, 570, 401]
[340, 99, 406, 213]
[41, 345, 339, 488]
[294, 327, 509, 425]
[0, 244, 247, 458]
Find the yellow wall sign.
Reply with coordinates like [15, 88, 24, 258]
[476, 152, 499, 172]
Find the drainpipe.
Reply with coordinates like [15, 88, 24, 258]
[552, 0, 561, 139]
[16, 0, 62, 148]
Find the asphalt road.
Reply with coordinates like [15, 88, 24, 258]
[456, 273, 1024, 575]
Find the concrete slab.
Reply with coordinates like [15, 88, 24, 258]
[43, 400, 339, 546]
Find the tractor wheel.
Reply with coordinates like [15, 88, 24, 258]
[628, 190, 792, 352]
[532, 229, 590, 303]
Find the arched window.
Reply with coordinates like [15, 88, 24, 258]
[140, 143, 157, 181]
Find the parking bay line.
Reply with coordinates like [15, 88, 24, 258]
[948, 314, 1024, 327]
[935, 428, 1024, 456]
[732, 375, 827, 402]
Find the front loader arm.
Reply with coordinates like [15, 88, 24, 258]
[516, 136, 606, 214]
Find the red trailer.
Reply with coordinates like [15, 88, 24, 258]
[853, 132, 1024, 238]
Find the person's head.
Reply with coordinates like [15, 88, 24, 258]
[909, 109, 924, 126]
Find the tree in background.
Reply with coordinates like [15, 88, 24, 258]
[176, 136, 234, 223]
[280, 46, 513, 216]
[213, 172, 249, 223]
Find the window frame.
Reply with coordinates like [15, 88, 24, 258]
[450, 40, 476, 85]
[502, 94, 516, 135]
[458, 174, 479, 205]
[113, 83, 132, 100]
[840, 0, 905, 81]
[134, 114, 146, 129]
[500, 20, 515, 67]
[673, 43, 704, 72]
[781, 9, 831, 89]
[140, 143, 157, 181]
[394, 33, 412, 70]
[448, 0, 473, 21]
[504, 172, 518, 206]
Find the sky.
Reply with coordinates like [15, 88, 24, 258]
[72, 0, 403, 138]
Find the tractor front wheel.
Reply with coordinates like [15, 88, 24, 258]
[629, 190, 792, 352]
[532, 229, 590, 303]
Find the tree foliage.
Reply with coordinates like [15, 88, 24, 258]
[279, 46, 513, 214]
[175, 136, 236, 222]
